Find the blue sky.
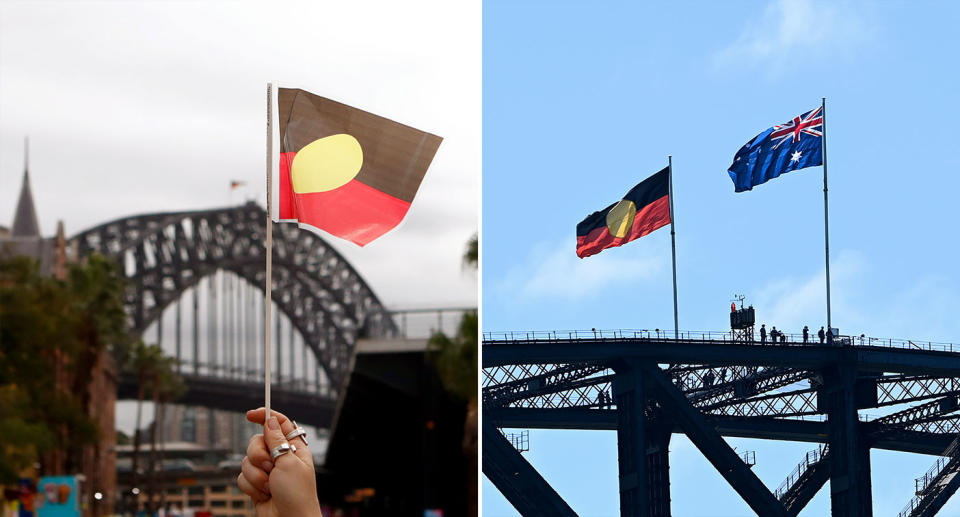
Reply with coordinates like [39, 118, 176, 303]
[482, 1, 960, 515]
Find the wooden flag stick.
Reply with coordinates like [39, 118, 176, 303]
[264, 83, 274, 420]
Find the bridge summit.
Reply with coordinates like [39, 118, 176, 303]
[482, 329, 960, 517]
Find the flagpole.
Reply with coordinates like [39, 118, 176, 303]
[668, 156, 679, 339]
[264, 83, 274, 420]
[821, 97, 832, 334]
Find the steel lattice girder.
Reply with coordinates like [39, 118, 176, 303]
[877, 376, 960, 406]
[483, 363, 812, 413]
[484, 363, 960, 434]
[874, 396, 960, 430]
[705, 387, 820, 418]
[483, 363, 610, 408]
[71, 203, 397, 386]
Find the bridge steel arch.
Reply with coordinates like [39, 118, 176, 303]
[71, 202, 397, 388]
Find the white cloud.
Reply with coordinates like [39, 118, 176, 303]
[713, 0, 876, 77]
[751, 249, 866, 332]
[751, 250, 960, 344]
[498, 237, 668, 300]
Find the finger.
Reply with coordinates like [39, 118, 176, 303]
[246, 407, 291, 427]
[251, 409, 309, 463]
[241, 456, 270, 495]
[237, 472, 269, 504]
[246, 434, 273, 473]
[280, 421, 314, 464]
[261, 415, 294, 458]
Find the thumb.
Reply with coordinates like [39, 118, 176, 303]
[262, 416, 288, 451]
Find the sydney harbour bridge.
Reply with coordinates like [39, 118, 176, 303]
[483, 327, 960, 517]
[71, 201, 464, 429]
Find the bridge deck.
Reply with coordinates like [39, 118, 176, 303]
[483, 336, 960, 376]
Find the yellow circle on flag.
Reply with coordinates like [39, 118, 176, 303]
[606, 199, 637, 238]
[291, 134, 363, 193]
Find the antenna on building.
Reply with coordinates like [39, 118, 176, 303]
[732, 293, 746, 310]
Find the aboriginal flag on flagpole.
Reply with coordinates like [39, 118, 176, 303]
[576, 167, 671, 258]
[271, 87, 443, 246]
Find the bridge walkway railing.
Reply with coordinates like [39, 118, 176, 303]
[482, 329, 959, 354]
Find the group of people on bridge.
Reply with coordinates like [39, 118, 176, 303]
[759, 323, 832, 345]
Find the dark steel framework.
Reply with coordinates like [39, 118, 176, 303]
[483, 332, 960, 517]
[71, 203, 398, 401]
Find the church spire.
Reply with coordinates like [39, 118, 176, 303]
[11, 137, 41, 237]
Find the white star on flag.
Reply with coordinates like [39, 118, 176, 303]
[790, 150, 802, 163]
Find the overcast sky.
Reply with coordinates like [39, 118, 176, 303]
[0, 0, 479, 310]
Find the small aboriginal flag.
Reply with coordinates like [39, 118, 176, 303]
[272, 87, 442, 246]
[576, 167, 671, 258]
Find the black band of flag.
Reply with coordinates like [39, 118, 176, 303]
[576, 167, 671, 258]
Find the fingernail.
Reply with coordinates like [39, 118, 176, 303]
[261, 460, 273, 472]
[268, 417, 279, 430]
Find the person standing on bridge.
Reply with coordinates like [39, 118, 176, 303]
[803, 325, 809, 343]
[770, 326, 778, 344]
[760, 324, 767, 344]
[237, 408, 322, 517]
[818, 326, 826, 343]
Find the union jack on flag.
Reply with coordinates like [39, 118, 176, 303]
[727, 105, 825, 193]
[770, 107, 823, 149]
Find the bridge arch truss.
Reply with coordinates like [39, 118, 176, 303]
[71, 202, 397, 390]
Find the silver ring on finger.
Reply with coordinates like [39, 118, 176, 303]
[285, 421, 309, 446]
[270, 442, 293, 461]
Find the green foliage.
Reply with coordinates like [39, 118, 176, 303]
[0, 386, 52, 482]
[464, 233, 478, 269]
[0, 253, 129, 483]
[428, 234, 479, 401]
[67, 253, 128, 355]
[126, 340, 185, 401]
[428, 310, 478, 401]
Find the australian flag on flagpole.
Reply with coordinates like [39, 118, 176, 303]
[728, 106, 823, 192]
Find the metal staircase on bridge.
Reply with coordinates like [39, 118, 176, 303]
[899, 435, 960, 517]
[775, 444, 830, 516]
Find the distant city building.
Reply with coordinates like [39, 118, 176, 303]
[1, 141, 117, 516]
[115, 441, 254, 517]
[158, 405, 260, 456]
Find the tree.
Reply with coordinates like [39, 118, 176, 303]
[65, 254, 128, 433]
[147, 355, 185, 513]
[120, 340, 185, 513]
[0, 256, 107, 483]
[427, 234, 478, 515]
[463, 232, 478, 269]
[126, 341, 158, 510]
